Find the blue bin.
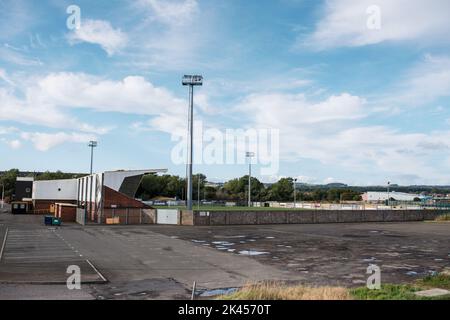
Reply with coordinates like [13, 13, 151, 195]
[44, 216, 53, 226]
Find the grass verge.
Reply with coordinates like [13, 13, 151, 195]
[220, 274, 450, 300]
[220, 282, 351, 300]
[435, 213, 450, 221]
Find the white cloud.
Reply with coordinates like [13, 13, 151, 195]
[0, 45, 42, 66]
[0, 70, 189, 137]
[31, 73, 185, 116]
[143, 0, 198, 27]
[303, 0, 450, 49]
[236, 88, 450, 184]
[0, 87, 107, 134]
[21, 132, 96, 151]
[238, 92, 366, 128]
[67, 19, 127, 56]
[394, 55, 450, 106]
[7, 139, 21, 149]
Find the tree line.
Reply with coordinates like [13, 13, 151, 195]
[137, 174, 363, 203]
[2, 169, 449, 203]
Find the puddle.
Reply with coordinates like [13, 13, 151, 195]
[238, 250, 269, 256]
[192, 240, 206, 243]
[199, 288, 238, 297]
[265, 237, 275, 239]
[406, 271, 418, 276]
[363, 257, 377, 262]
[227, 249, 236, 252]
[215, 235, 245, 239]
[212, 241, 234, 246]
[216, 246, 228, 250]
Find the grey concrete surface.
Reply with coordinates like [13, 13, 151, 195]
[0, 284, 94, 300]
[0, 212, 303, 299]
[1, 211, 449, 299]
[150, 222, 450, 287]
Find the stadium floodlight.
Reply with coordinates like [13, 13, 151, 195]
[246, 152, 255, 207]
[182, 75, 203, 210]
[182, 75, 203, 86]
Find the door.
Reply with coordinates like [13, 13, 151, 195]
[156, 209, 179, 225]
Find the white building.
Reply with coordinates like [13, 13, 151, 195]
[362, 191, 426, 202]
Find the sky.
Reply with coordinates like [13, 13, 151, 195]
[1, 0, 450, 186]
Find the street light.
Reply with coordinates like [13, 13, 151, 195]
[88, 141, 97, 175]
[387, 181, 391, 208]
[182, 75, 203, 211]
[246, 152, 255, 207]
[1, 183, 3, 208]
[197, 173, 201, 210]
[293, 178, 298, 209]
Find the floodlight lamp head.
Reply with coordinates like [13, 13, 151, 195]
[246, 152, 255, 157]
[182, 75, 203, 86]
[89, 141, 97, 147]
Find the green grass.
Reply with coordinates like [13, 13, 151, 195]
[418, 274, 450, 290]
[220, 275, 450, 300]
[351, 284, 421, 300]
[351, 274, 450, 300]
[152, 205, 308, 212]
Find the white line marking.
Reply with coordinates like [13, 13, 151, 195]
[0, 227, 9, 262]
[86, 259, 107, 282]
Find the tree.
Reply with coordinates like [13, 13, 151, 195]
[0, 169, 19, 199]
[268, 178, 294, 201]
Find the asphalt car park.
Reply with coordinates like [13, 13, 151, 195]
[1, 211, 449, 299]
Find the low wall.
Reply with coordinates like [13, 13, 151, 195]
[101, 208, 156, 225]
[189, 210, 444, 226]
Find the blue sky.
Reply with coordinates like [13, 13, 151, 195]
[1, 0, 450, 185]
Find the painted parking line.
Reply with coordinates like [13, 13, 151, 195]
[0, 227, 108, 284]
[0, 227, 8, 262]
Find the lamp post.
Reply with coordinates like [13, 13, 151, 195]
[246, 152, 255, 207]
[387, 181, 391, 208]
[88, 141, 97, 175]
[197, 174, 201, 210]
[1, 183, 4, 209]
[293, 178, 297, 209]
[182, 75, 203, 211]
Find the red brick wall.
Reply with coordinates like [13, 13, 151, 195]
[103, 186, 150, 208]
[33, 200, 76, 212]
